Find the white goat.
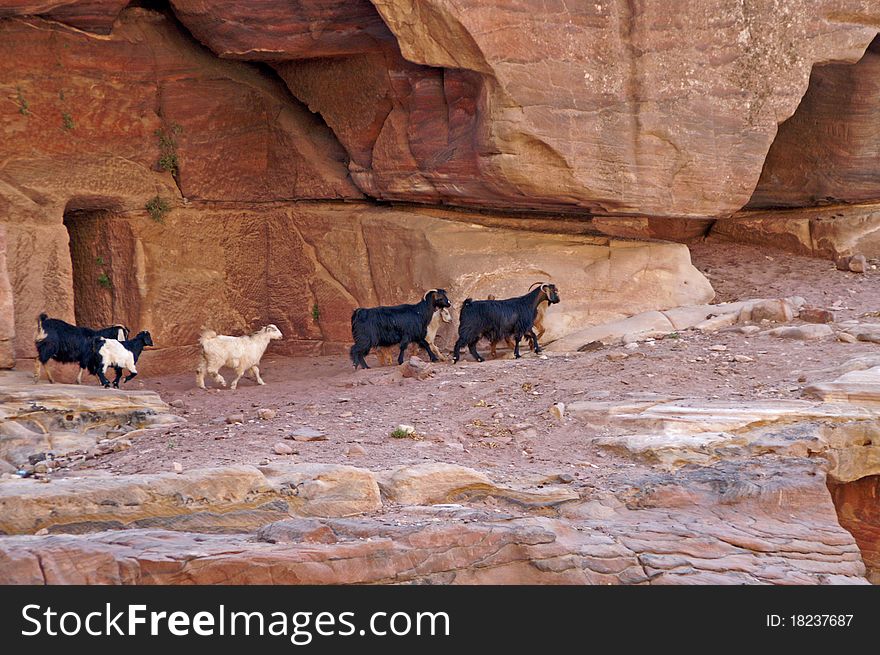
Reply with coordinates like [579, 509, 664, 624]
[195, 324, 283, 391]
[376, 306, 452, 365]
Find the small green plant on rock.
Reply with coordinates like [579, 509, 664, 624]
[312, 303, 320, 322]
[16, 87, 29, 115]
[62, 112, 74, 130]
[155, 123, 182, 175]
[145, 195, 170, 223]
[97, 272, 112, 289]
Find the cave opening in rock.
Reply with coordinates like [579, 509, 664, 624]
[828, 475, 880, 584]
[62, 205, 140, 331]
[747, 34, 880, 209]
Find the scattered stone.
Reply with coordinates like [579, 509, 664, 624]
[799, 306, 835, 324]
[169, 399, 185, 409]
[709, 344, 727, 351]
[749, 299, 796, 323]
[738, 325, 761, 335]
[289, 427, 326, 442]
[849, 254, 867, 273]
[733, 354, 754, 363]
[257, 408, 277, 421]
[401, 356, 433, 380]
[837, 332, 858, 344]
[550, 403, 566, 420]
[172, 462, 183, 474]
[492, 411, 505, 419]
[624, 342, 639, 350]
[835, 256, 852, 271]
[394, 424, 416, 437]
[274, 442, 295, 456]
[606, 352, 628, 361]
[768, 324, 833, 340]
[226, 414, 245, 424]
[346, 445, 366, 457]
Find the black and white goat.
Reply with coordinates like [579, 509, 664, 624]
[453, 283, 560, 363]
[350, 289, 452, 369]
[33, 313, 129, 384]
[107, 330, 153, 387]
[84, 336, 141, 388]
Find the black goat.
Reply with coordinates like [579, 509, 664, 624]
[109, 330, 153, 387]
[453, 283, 560, 363]
[350, 289, 452, 369]
[33, 313, 129, 384]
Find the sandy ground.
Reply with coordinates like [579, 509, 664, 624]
[64, 237, 879, 483]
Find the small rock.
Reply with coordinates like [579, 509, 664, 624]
[837, 332, 858, 344]
[172, 461, 183, 474]
[738, 325, 761, 335]
[709, 344, 728, 351]
[274, 442, 294, 455]
[226, 414, 245, 424]
[395, 424, 416, 436]
[733, 354, 754, 363]
[798, 306, 835, 324]
[401, 356, 433, 380]
[34, 462, 48, 474]
[624, 342, 639, 350]
[550, 402, 566, 420]
[169, 399, 185, 409]
[257, 408, 277, 421]
[849, 254, 867, 273]
[768, 324, 833, 340]
[492, 411, 505, 419]
[835, 255, 852, 271]
[606, 352, 628, 361]
[346, 445, 367, 457]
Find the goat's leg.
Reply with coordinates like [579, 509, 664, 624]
[96, 368, 111, 388]
[397, 340, 410, 365]
[229, 366, 247, 391]
[123, 369, 137, 383]
[212, 370, 227, 387]
[489, 340, 498, 359]
[513, 334, 522, 359]
[112, 366, 123, 388]
[527, 329, 542, 354]
[33, 360, 43, 384]
[417, 338, 438, 362]
[44, 362, 55, 384]
[76, 367, 84, 385]
[468, 340, 484, 363]
[358, 354, 370, 369]
[430, 343, 447, 362]
[251, 365, 265, 385]
[195, 359, 207, 389]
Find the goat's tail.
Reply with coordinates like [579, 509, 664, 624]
[351, 308, 365, 326]
[198, 327, 218, 345]
[35, 313, 49, 342]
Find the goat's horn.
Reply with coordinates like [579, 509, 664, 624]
[423, 289, 438, 301]
[529, 282, 543, 290]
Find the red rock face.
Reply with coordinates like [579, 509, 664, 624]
[0, 1, 129, 33]
[0, 8, 359, 357]
[749, 36, 880, 208]
[169, 0, 391, 59]
[0, 226, 15, 368]
[829, 475, 880, 584]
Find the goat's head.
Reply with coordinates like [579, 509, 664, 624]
[137, 331, 154, 348]
[439, 307, 453, 323]
[424, 288, 451, 309]
[536, 283, 560, 304]
[261, 324, 283, 340]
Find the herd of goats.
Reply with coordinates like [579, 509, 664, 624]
[31, 283, 561, 390]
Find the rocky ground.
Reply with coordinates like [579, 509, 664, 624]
[1, 238, 879, 584]
[58, 238, 879, 481]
